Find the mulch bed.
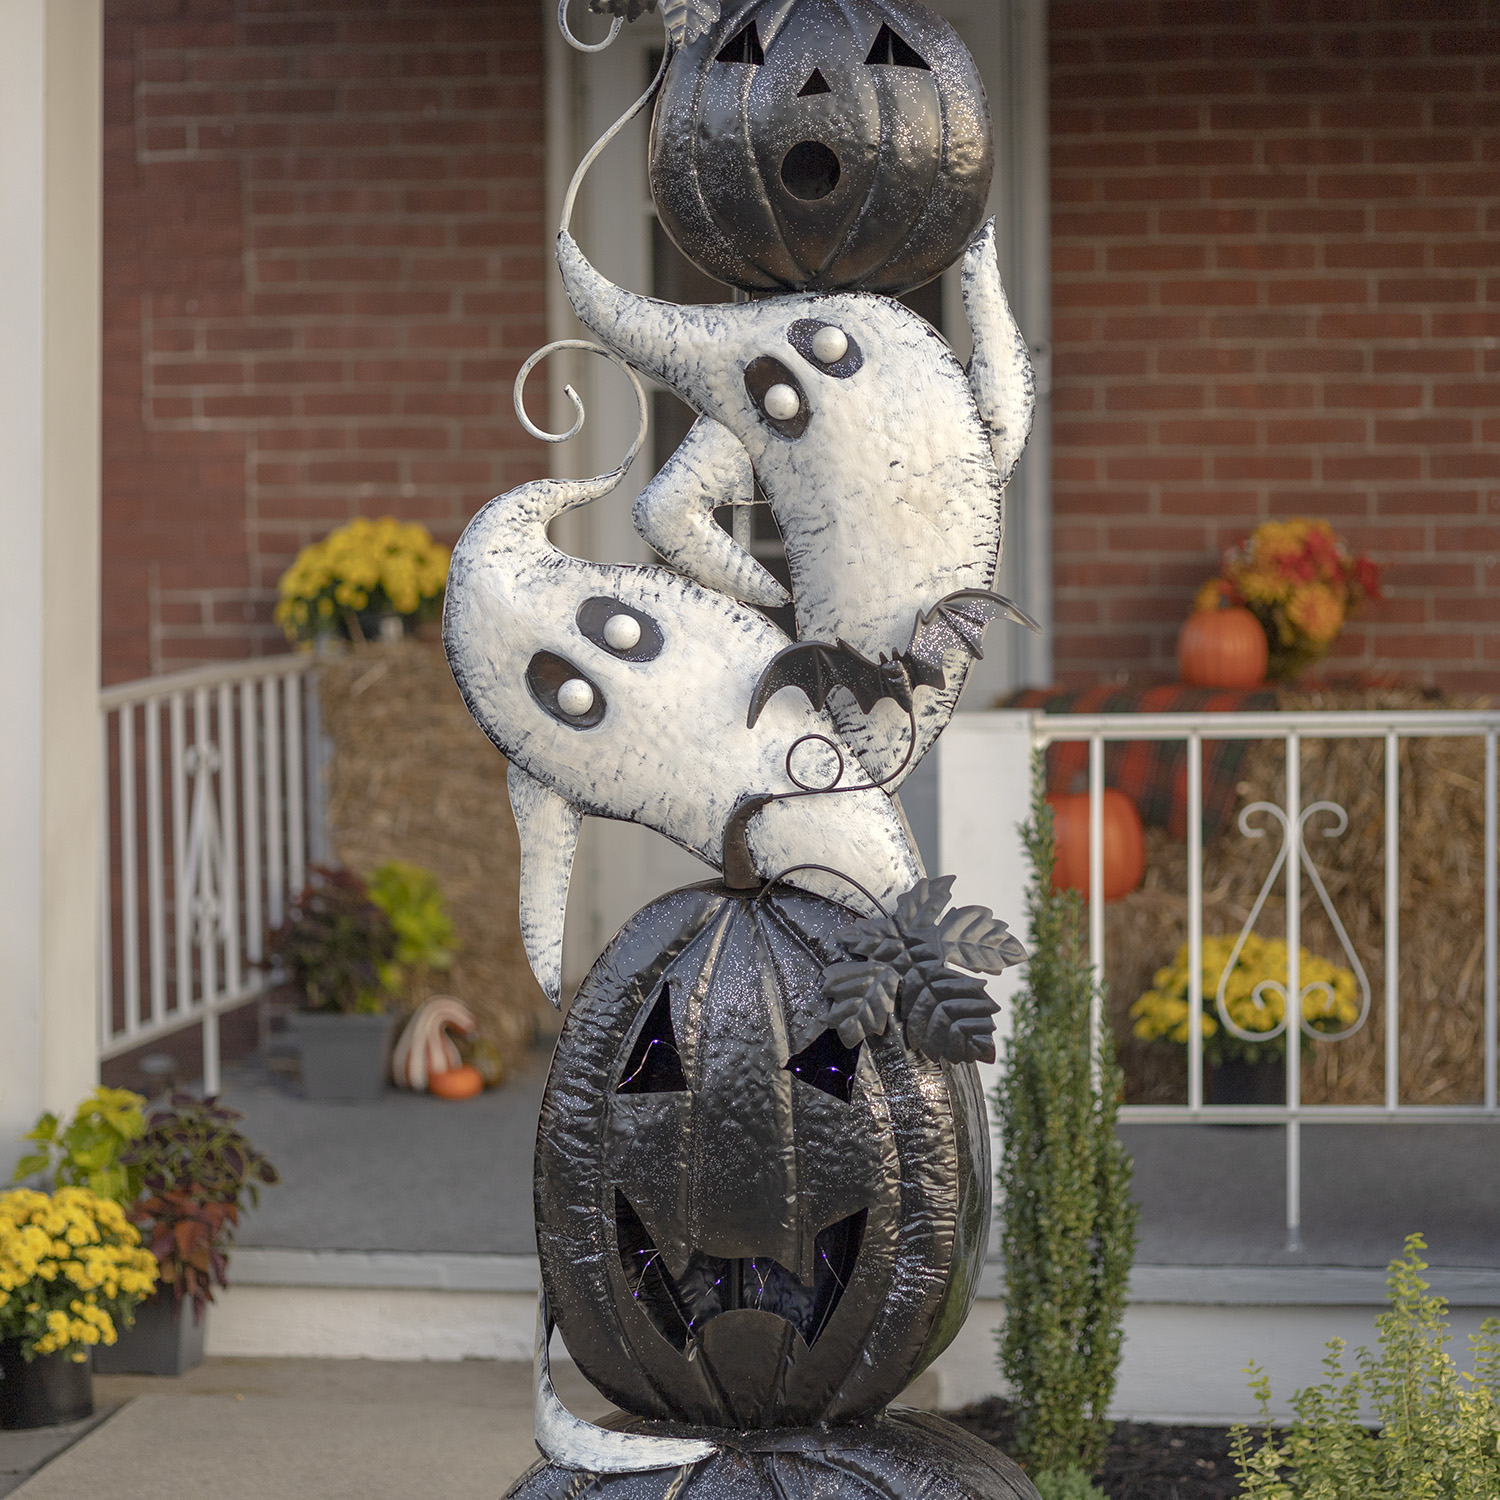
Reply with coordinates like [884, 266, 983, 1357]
[949, 1398, 1243, 1499]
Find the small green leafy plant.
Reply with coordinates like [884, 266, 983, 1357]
[268, 866, 396, 1013]
[368, 860, 456, 995]
[1232, 1233, 1500, 1498]
[996, 762, 1138, 1481]
[12, 1086, 147, 1205]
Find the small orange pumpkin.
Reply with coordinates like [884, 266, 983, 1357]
[1177, 606, 1268, 689]
[1046, 790, 1146, 902]
[428, 1064, 484, 1100]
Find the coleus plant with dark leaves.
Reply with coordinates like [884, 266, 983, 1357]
[822, 876, 1027, 1066]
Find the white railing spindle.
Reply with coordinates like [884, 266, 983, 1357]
[145, 699, 166, 1031]
[284, 673, 305, 897]
[1187, 731, 1203, 1113]
[119, 705, 140, 1037]
[1088, 733, 1105, 1093]
[240, 678, 263, 966]
[1385, 729, 1400, 1111]
[263, 675, 285, 932]
[1486, 730, 1497, 1112]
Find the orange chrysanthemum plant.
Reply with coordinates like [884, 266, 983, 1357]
[1197, 519, 1381, 681]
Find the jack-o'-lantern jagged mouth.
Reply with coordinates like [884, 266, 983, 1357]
[616, 1192, 866, 1352]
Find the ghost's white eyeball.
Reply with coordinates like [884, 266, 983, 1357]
[764, 383, 801, 421]
[556, 679, 596, 717]
[811, 326, 849, 364]
[603, 612, 642, 651]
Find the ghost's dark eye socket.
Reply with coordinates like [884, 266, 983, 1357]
[784, 1029, 860, 1103]
[865, 23, 930, 70]
[744, 355, 810, 439]
[788, 320, 864, 379]
[716, 21, 764, 65]
[526, 651, 605, 728]
[577, 598, 663, 662]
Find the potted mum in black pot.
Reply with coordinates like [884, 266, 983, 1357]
[270, 867, 399, 1102]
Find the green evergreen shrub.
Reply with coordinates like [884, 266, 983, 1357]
[1030, 1468, 1109, 1500]
[995, 764, 1138, 1479]
[1233, 1233, 1500, 1497]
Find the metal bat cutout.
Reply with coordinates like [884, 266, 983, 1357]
[556, 216, 1035, 790]
[747, 588, 1041, 727]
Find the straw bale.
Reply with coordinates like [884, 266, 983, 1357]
[1105, 687, 1496, 1107]
[316, 641, 549, 1072]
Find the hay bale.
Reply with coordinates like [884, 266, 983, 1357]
[1105, 686, 1496, 1107]
[316, 640, 549, 1071]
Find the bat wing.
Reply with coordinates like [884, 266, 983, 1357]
[747, 639, 888, 727]
[902, 588, 1043, 692]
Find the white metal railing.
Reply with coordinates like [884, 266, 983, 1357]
[98, 656, 325, 1092]
[1030, 709, 1500, 1251]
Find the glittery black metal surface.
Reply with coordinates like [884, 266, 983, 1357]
[648, 0, 995, 295]
[507, 1409, 1040, 1499]
[534, 882, 990, 1429]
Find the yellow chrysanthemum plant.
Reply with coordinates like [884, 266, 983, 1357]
[1131, 933, 1362, 1067]
[1194, 518, 1381, 680]
[274, 516, 451, 644]
[0, 1187, 158, 1362]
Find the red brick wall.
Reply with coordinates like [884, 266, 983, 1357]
[102, 0, 548, 684]
[1049, 1, 1500, 692]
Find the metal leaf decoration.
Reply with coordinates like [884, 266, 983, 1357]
[823, 960, 902, 1049]
[900, 962, 1000, 1066]
[660, 0, 721, 44]
[936, 904, 1028, 975]
[819, 875, 1023, 1062]
[588, 0, 659, 20]
[892, 875, 956, 931]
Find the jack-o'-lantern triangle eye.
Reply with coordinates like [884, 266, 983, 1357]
[784, 1028, 860, 1103]
[865, 23, 930, 70]
[617, 986, 687, 1094]
[716, 21, 764, 65]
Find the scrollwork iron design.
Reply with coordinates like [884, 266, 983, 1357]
[1213, 800, 1372, 1046]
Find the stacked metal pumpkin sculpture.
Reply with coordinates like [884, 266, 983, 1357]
[443, 1, 1040, 1494]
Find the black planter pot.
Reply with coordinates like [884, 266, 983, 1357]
[290, 1010, 396, 1102]
[0, 1340, 94, 1430]
[1207, 1059, 1286, 1106]
[93, 1289, 206, 1377]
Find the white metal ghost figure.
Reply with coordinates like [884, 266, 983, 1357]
[443, 380, 922, 1006]
[556, 216, 1035, 787]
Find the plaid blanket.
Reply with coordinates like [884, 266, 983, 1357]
[1003, 684, 1279, 843]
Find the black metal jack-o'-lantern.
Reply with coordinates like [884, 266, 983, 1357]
[535, 881, 989, 1430]
[648, 0, 994, 295]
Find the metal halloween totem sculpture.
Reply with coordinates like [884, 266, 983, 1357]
[443, 1, 1039, 1493]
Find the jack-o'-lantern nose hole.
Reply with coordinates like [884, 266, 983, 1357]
[781, 141, 841, 201]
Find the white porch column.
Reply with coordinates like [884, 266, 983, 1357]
[0, 0, 104, 1175]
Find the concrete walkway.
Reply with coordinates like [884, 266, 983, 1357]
[5, 1358, 611, 1500]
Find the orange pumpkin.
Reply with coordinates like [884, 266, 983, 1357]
[1177, 606, 1268, 689]
[1046, 790, 1145, 902]
[428, 1064, 484, 1100]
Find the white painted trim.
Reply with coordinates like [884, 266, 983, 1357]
[231, 1249, 540, 1293]
[0, 0, 103, 1178]
[205, 1285, 542, 1363]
